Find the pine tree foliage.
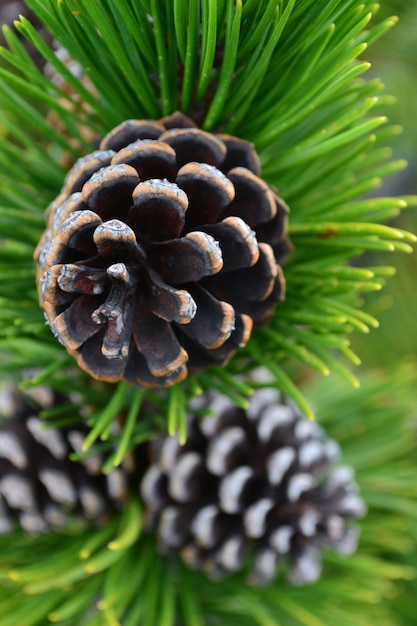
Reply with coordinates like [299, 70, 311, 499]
[0, 3, 415, 624]
[1, 364, 416, 626]
[0, 0, 415, 430]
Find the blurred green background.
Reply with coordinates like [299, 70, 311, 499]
[351, 0, 417, 368]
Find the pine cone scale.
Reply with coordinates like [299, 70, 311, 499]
[204, 247, 283, 321]
[54, 294, 103, 350]
[216, 135, 261, 175]
[99, 119, 165, 152]
[179, 312, 253, 369]
[147, 231, 223, 284]
[57, 264, 107, 295]
[81, 165, 139, 221]
[50, 195, 87, 236]
[78, 330, 128, 381]
[63, 150, 116, 196]
[177, 285, 235, 351]
[159, 128, 227, 169]
[111, 140, 177, 182]
[132, 311, 188, 377]
[222, 168, 277, 227]
[130, 180, 188, 242]
[143, 269, 197, 324]
[204, 216, 260, 271]
[125, 348, 188, 388]
[177, 162, 235, 228]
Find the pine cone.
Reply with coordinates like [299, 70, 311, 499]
[0, 383, 132, 534]
[140, 388, 366, 586]
[35, 112, 290, 387]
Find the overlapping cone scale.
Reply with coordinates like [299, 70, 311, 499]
[35, 112, 290, 387]
[140, 387, 366, 586]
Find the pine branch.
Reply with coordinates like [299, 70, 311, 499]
[0, 0, 414, 429]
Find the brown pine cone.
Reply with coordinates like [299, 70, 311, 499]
[140, 388, 366, 586]
[35, 112, 290, 388]
[0, 383, 132, 534]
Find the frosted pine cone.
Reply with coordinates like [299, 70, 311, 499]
[35, 112, 290, 387]
[0, 383, 132, 534]
[140, 388, 366, 586]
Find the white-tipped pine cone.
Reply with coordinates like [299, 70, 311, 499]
[35, 112, 290, 388]
[140, 388, 366, 586]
